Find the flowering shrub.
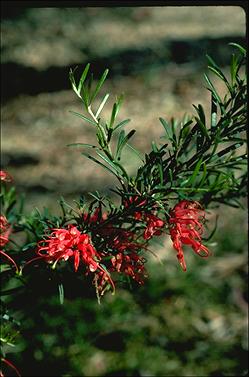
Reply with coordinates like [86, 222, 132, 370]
[0, 43, 247, 375]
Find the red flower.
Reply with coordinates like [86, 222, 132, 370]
[93, 269, 115, 297]
[0, 215, 11, 247]
[36, 225, 115, 292]
[37, 225, 102, 271]
[101, 226, 137, 252]
[143, 213, 165, 240]
[35, 225, 115, 290]
[0, 170, 13, 183]
[124, 196, 165, 240]
[111, 251, 148, 284]
[83, 207, 107, 224]
[169, 200, 210, 271]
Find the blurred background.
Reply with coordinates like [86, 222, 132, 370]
[1, 5, 248, 376]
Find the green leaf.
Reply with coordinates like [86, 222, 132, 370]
[116, 129, 136, 160]
[126, 143, 144, 162]
[95, 151, 128, 180]
[78, 63, 90, 96]
[109, 94, 124, 129]
[168, 168, 173, 185]
[227, 197, 245, 209]
[81, 152, 118, 178]
[208, 66, 233, 93]
[188, 158, 203, 186]
[171, 119, 178, 148]
[69, 110, 96, 126]
[208, 65, 225, 81]
[88, 191, 103, 202]
[195, 104, 206, 125]
[81, 84, 90, 108]
[90, 69, 109, 102]
[116, 130, 125, 157]
[209, 172, 224, 190]
[229, 43, 246, 56]
[112, 161, 129, 181]
[113, 118, 131, 131]
[58, 284, 64, 305]
[95, 151, 115, 167]
[96, 93, 110, 118]
[230, 53, 239, 85]
[22, 242, 37, 251]
[206, 54, 233, 91]
[194, 117, 210, 139]
[206, 54, 220, 70]
[67, 143, 98, 149]
[198, 162, 207, 187]
[151, 141, 158, 153]
[204, 73, 222, 105]
[157, 162, 164, 185]
[116, 94, 124, 112]
[159, 117, 172, 140]
[96, 124, 108, 148]
[107, 127, 113, 143]
[179, 119, 193, 140]
[216, 142, 243, 158]
[69, 67, 80, 98]
[110, 102, 118, 129]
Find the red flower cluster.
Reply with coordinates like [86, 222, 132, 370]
[31, 197, 209, 296]
[0, 170, 13, 183]
[111, 251, 147, 284]
[132, 211, 165, 240]
[143, 213, 165, 240]
[0, 215, 18, 272]
[36, 225, 114, 291]
[124, 196, 165, 240]
[81, 204, 149, 285]
[0, 215, 11, 247]
[169, 200, 210, 271]
[37, 225, 99, 271]
[99, 224, 148, 284]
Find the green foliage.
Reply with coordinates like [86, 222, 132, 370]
[69, 44, 247, 212]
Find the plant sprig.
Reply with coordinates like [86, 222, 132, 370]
[68, 43, 247, 219]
